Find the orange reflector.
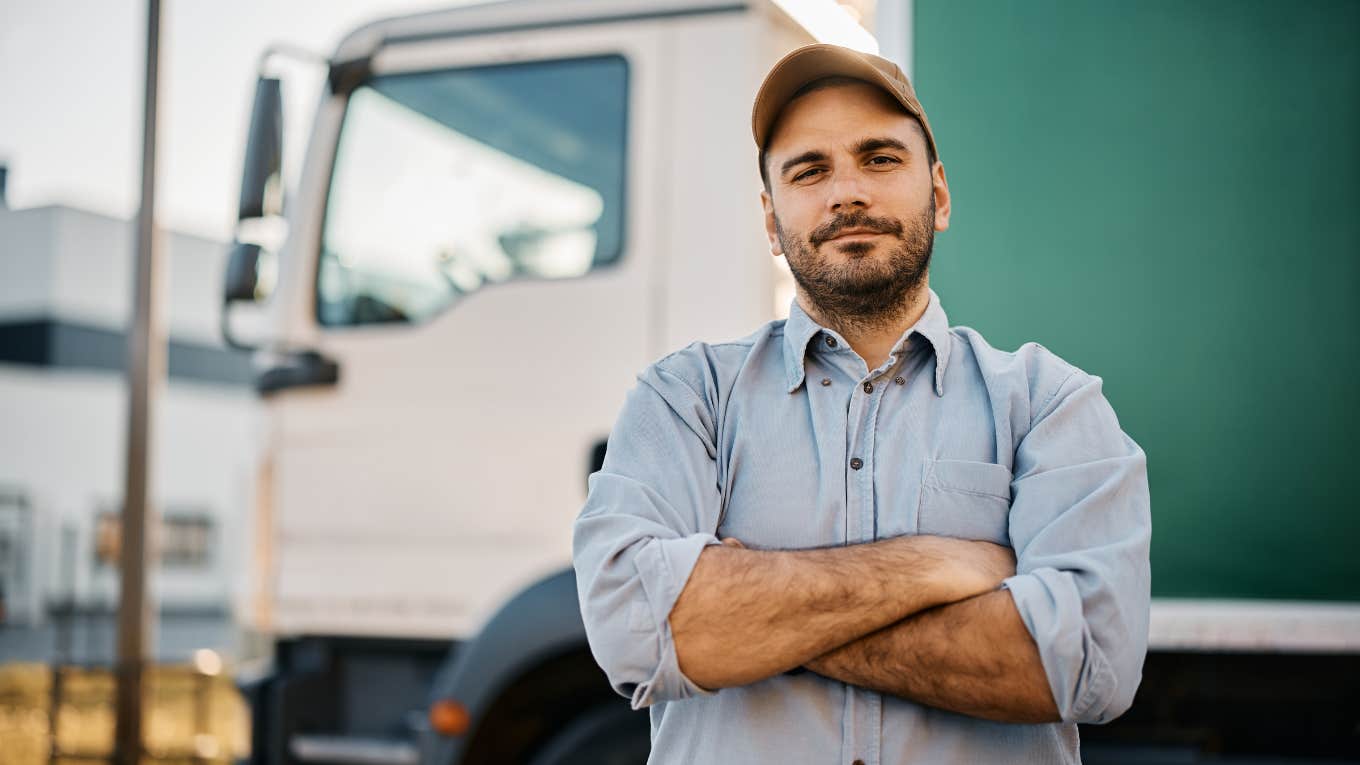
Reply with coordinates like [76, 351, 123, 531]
[429, 699, 470, 737]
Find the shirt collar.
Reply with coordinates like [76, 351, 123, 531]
[783, 288, 953, 396]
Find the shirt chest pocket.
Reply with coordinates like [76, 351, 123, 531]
[917, 458, 1013, 547]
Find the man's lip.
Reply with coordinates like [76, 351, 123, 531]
[826, 229, 886, 241]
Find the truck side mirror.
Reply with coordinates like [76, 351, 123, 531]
[223, 241, 263, 303]
[238, 76, 283, 220]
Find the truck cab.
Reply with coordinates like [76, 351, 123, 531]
[223, 2, 875, 763]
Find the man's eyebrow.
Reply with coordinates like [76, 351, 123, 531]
[853, 137, 910, 155]
[779, 150, 828, 178]
[776, 138, 912, 179]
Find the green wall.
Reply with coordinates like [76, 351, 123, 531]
[914, 0, 1360, 600]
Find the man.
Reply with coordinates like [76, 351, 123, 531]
[573, 43, 1150, 764]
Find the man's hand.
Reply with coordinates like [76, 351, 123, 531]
[913, 536, 1015, 598]
[669, 534, 1014, 691]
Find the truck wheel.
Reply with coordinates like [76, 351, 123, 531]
[528, 702, 650, 765]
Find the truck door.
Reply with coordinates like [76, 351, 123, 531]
[266, 25, 667, 641]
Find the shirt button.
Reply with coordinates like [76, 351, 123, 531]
[849, 457, 863, 470]
[820, 378, 832, 386]
[862, 381, 873, 393]
[895, 376, 905, 385]
[825, 336, 838, 348]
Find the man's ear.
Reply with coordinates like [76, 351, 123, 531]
[931, 161, 951, 232]
[761, 190, 783, 256]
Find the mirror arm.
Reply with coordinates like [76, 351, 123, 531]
[256, 43, 328, 78]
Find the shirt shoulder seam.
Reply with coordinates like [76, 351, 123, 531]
[1031, 368, 1082, 429]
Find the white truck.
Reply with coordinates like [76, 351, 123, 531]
[222, 1, 1360, 763]
[223, 2, 862, 763]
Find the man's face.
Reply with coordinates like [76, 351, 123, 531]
[760, 81, 950, 324]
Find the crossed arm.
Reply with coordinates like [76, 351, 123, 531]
[670, 536, 1060, 723]
[803, 586, 1059, 723]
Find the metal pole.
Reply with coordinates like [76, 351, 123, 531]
[114, 1, 164, 763]
[46, 664, 61, 765]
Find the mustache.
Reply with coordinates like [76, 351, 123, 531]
[808, 213, 905, 246]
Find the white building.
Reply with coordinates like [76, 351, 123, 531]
[0, 197, 260, 662]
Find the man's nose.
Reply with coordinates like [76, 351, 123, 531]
[827, 170, 870, 212]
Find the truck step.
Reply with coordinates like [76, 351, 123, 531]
[289, 735, 419, 765]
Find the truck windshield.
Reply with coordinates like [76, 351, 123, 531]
[318, 55, 628, 326]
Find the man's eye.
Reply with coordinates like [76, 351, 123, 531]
[868, 156, 900, 167]
[793, 167, 823, 181]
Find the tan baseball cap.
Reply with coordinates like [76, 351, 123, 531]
[751, 43, 939, 161]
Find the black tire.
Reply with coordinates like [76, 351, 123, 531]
[528, 702, 650, 765]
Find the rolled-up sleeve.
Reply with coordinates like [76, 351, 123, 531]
[1002, 368, 1152, 725]
[573, 361, 723, 709]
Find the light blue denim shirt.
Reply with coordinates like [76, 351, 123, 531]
[573, 289, 1151, 764]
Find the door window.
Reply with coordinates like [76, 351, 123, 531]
[317, 55, 629, 326]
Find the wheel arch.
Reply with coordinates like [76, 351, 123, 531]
[420, 567, 629, 765]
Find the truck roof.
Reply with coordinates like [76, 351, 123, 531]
[332, 0, 755, 62]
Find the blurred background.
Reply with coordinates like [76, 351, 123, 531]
[0, 0, 1356, 764]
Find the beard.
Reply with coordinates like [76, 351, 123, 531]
[775, 199, 935, 335]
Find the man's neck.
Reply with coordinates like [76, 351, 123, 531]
[797, 284, 931, 372]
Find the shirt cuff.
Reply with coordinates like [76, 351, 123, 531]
[629, 532, 722, 708]
[1003, 568, 1116, 723]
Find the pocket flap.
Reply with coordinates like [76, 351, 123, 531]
[926, 458, 1012, 500]
[918, 459, 1014, 545]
